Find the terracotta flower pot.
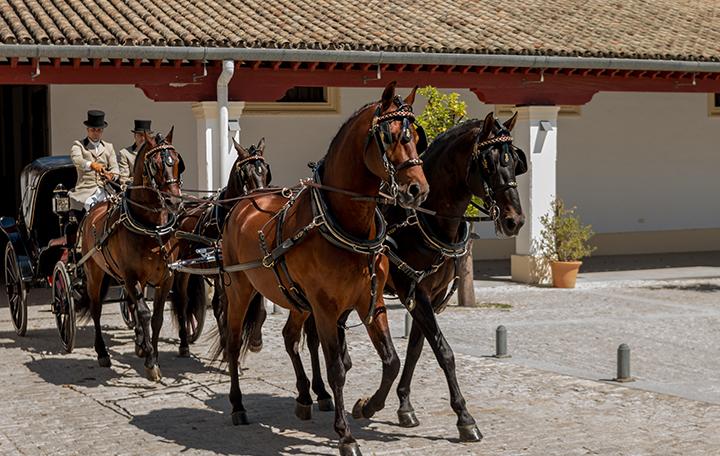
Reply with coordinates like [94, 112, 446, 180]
[550, 261, 582, 288]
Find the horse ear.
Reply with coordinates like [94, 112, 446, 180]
[143, 130, 156, 147]
[503, 112, 518, 132]
[233, 138, 250, 158]
[482, 112, 495, 138]
[256, 137, 266, 155]
[165, 126, 174, 144]
[381, 81, 397, 110]
[404, 85, 418, 106]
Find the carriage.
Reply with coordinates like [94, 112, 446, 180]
[1, 156, 206, 352]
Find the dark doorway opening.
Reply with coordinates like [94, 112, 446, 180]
[0, 85, 50, 217]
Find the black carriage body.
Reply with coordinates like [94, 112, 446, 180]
[0, 156, 77, 284]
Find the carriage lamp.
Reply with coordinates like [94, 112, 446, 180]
[52, 184, 70, 215]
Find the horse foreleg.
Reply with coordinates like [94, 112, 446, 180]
[126, 282, 153, 362]
[85, 264, 111, 367]
[146, 280, 171, 382]
[351, 296, 400, 421]
[412, 291, 482, 442]
[315, 311, 360, 456]
[396, 317, 424, 427]
[304, 315, 334, 411]
[283, 310, 313, 420]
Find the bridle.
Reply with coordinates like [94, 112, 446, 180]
[143, 143, 183, 190]
[469, 121, 526, 221]
[366, 95, 424, 198]
[233, 153, 269, 193]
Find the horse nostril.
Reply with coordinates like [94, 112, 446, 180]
[504, 217, 517, 231]
[408, 183, 421, 198]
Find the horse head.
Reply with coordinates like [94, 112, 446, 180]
[467, 112, 525, 236]
[230, 137, 271, 195]
[141, 126, 184, 211]
[363, 81, 429, 209]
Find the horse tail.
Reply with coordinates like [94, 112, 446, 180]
[169, 273, 184, 329]
[238, 292, 264, 363]
[75, 272, 111, 324]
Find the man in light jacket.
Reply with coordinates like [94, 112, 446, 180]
[68, 110, 119, 214]
[118, 119, 152, 184]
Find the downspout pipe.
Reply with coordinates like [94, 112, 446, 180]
[4, 45, 720, 73]
[217, 60, 234, 188]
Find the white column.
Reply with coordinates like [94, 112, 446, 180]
[191, 101, 245, 191]
[511, 106, 560, 284]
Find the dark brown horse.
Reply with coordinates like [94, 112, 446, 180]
[78, 128, 184, 381]
[302, 112, 526, 442]
[171, 138, 271, 357]
[221, 82, 428, 456]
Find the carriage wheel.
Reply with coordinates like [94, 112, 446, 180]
[4, 243, 28, 336]
[119, 290, 135, 330]
[52, 261, 76, 353]
[186, 278, 207, 344]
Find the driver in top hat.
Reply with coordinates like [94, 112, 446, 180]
[68, 110, 119, 213]
[118, 119, 152, 184]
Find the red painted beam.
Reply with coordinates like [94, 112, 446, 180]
[3, 61, 720, 104]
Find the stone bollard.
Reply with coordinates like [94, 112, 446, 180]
[494, 325, 511, 358]
[404, 312, 412, 338]
[614, 343, 634, 382]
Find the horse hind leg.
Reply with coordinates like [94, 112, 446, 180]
[126, 282, 153, 361]
[171, 273, 191, 357]
[283, 310, 313, 420]
[224, 272, 256, 426]
[304, 315, 334, 411]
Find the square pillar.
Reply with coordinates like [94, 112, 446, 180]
[191, 101, 245, 191]
[511, 106, 560, 284]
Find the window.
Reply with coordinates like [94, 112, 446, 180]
[708, 94, 720, 116]
[494, 104, 581, 117]
[244, 87, 340, 114]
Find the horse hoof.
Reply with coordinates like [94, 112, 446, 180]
[145, 366, 162, 382]
[178, 346, 190, 358]
[135, 344, 147, 358]
[338, 442, 362, 456]
[397, 410, 419, 428]
[352, 397, 372, 420]
[317, 398, 334, 412]
[295, 401, 312, 420]
[248, 341, 263, 353]
[457, 423, 483, 442]
[231, 410, 249, 426]
[97, 356, 111, 368]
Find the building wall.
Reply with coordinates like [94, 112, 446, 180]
[49, 85, 720, 259]
[49, 85, 198, 189]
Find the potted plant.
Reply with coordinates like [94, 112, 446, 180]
[537, 198, 596, 288]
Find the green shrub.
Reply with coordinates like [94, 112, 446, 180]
[538, 198, 596, 262]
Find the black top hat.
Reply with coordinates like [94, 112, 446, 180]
[131, 119, 152, 133]
[83, 110, 108, 128]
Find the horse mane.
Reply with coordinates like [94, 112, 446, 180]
[131, 140, 149, 186]
[421, 118, 484, 164]
[324, 101, 376, 160]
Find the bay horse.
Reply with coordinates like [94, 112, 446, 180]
[78, 128, 184, 381]
[221, 82, 428, 456]
[302, 112, 526, 442]
[171, 138, 271, 357]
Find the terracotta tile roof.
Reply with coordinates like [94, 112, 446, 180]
[1, 0, 719, 61]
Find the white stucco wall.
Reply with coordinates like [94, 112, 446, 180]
[48, 85, 720, 245]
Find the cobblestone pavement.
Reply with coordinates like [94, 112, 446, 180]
[1, 279, 719, 456]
